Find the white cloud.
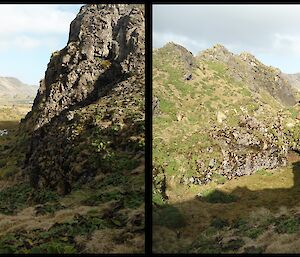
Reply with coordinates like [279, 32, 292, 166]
[272, 33, 300, 56]
[13, 35, 41, 49]
[0, 5, 82, 52]
[153, 4, 300, 73]
[153, 31, 207, 54]
[0, 5, 77, 35]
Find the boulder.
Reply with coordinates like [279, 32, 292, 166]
[217, 111, 227, 123]
[184, 73, 192, 81]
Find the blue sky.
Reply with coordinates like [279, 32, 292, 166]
[153, 5, 300, 74]
[0, 4, 83, 85]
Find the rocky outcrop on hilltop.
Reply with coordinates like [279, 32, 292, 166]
[163, 42, 195, 69]
[198, 44, 297, 106]
[158, 42, 196, 81]
[23, 4, 145, 193]
[198, 44, 234, 63]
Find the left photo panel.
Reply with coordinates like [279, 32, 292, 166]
[0, 4, 145, 254]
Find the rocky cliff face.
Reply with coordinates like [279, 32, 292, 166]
[211, 115, 288, 180]
[179, 115, 289, 186]
[23, 4, 145, 194]
[27, 4, 144, 131]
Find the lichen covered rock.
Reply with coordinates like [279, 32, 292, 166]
[210, 115, 288, 182]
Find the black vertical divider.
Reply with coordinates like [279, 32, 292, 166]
[145, 1, 153, 255]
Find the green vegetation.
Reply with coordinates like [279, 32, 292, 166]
[100, 59, 112, 69]
[256, 168, 272, 176]
[0, 184, 33, 215]
[273, 215, 300, 234]
[212, 173, 227, 184]
[0, 183, 61, 215]
[0, 60, 145, 253]
[210, 217, 229, 229]
[188, 233, 223, 254]
[95, 57, 112, 69]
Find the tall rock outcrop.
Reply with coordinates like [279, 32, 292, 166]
[23, 4, 145, 193]
[26, 4, 144, 130]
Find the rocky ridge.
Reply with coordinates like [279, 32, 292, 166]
[198, 44, 297, 106]
[0, 4, 145, 254]
[153, 42, 300, 254]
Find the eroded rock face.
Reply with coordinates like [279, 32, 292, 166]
[26, 4, 145, 131]
[23, 4, 145, 193]
[164, 42, 195, 69]
[182, 115, 288, 186]
[212, 115, 288, 181]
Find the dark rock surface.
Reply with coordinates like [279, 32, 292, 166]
[22, 4, 145, 193]
[26, 4, 144, 130]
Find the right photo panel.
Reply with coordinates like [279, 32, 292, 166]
[152, 4, 300, 254]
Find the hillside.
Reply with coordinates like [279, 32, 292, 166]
[0, 77, 37, 102]
[0, 4, 144, 254]
[153, 42, 300, 253]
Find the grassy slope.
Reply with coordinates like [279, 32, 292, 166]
[153, 152, 300, 253]
[0, 90, 144, 253]
[153, 44, 293, 193]
[153, 45, 300, 253]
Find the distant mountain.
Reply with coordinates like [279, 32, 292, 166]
[0, 77, 37, 99]
[282, 72, 300, 91]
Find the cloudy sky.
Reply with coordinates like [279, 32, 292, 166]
[0, 4, 83, 85]
[153, 4, 300, 74]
